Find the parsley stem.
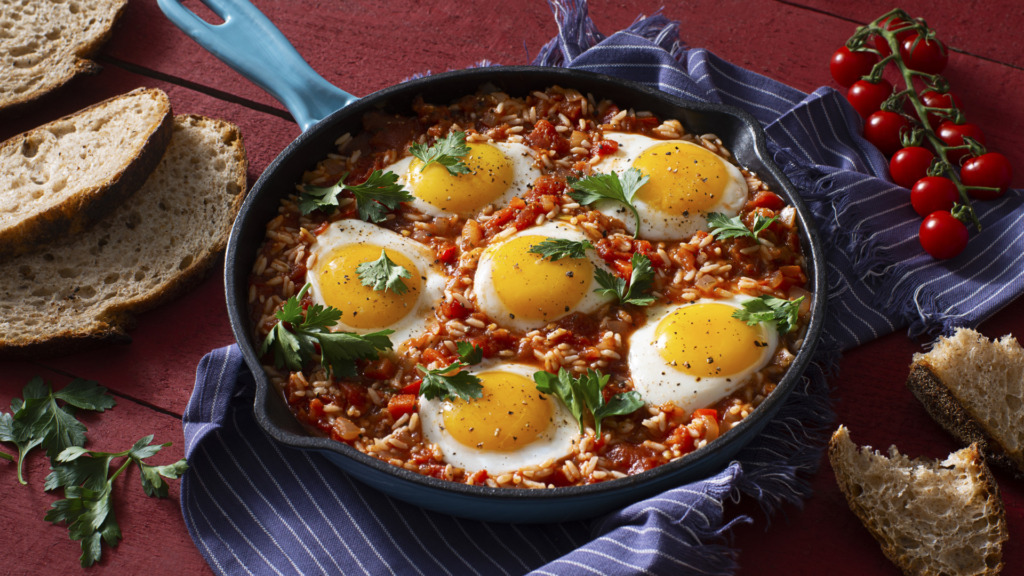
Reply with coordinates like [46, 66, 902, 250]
[0, 450, 11, 462]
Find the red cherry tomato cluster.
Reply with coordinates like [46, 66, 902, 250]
[829, 9, 1015, 260]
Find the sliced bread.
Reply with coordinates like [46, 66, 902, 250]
[907, 328, 1024, 477]
[0, 114, 247, 356]
[0, 0, 128, 111]
[829, 425, 1007, 576]
[0, 87, 172, 260]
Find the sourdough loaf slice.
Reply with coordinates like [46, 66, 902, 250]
[0, 114, 247, 356]
[0, 0, 128, 111]
[0, 87, 172, 260]
[829, 426, 1007, 576]
[907, 328, 1024, 477]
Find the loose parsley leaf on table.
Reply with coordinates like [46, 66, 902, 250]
[299, 169, 413, 223]
[260, 283, 394, 378]
[732, 295, 805, 334]
[44, 436, 188, 567]
[707, 212, 778, 243]
[0, 378, 116, 484]
[356, 249, 411, 295]
[567, 168, 649, 238]
[593, 252, 656, 306]
[417, 361, 483, 402]
[527, 238, 594, 261]
[409, 131, 472, 175]
[534, 368, 643, 436]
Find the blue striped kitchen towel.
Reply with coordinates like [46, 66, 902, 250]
[180, 1, 1024, 575]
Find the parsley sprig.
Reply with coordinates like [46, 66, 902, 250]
[527, 238, 594, 261]
[417, 342, 485, 401]
[732, 295, 805, 334]
[356, 249, 411, 295]
[533, 368, 643, 436]
[409, 131, 472, 175]
[0, 377, 115, 484]
[594, 252, 656, 306]
[299, 170, 413, 223]
[707, 212, 778, 243]
[44, 436, 188, 567]
[260, 283, 394, 378]
[568, 168, 649, 238]
[456, 342, 483, 365]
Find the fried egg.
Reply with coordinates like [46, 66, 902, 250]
[306, 219, 446, 346]
[591, 132, 748, 240]
[627, 295, 778, 414]
[418, 361, 579, 474]
[473, 220, 615, 331]
[386, 140, 543, 217]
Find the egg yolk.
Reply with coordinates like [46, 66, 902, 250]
[632, 142, 732, 215]
[653, 303, 767, 378]
[316, 243, 421, 329]
[406, 142, 515, 214]
[442, 370, 553, 451]
[488, 234, 593, 323]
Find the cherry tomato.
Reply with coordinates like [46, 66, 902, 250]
[899, 34, 948, 74]
[920, 90, 963, 126]
[874, 16, 916, 55]
[960, 152, 1014, 200]
[863, 111, 910, 156]
[919, 211, 968, 259]
[937, 121, 986, 164]
[910, 176, 959, 217]
[830, 46, 878, 87]
[890, 147, 935, 188]
[847, 79, 894, 119]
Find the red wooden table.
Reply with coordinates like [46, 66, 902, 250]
[2, 1, 1022, 574]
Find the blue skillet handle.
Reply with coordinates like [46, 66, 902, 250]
[157, 0, 357, 132]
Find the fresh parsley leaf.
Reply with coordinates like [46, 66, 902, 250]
[707, 212, 778, 243]
[409, 131, 472, 175]
[299, 170, 413, 223]
[456, 342, 483, 365]
[356, 249, 412, 295]
[527, 238, 594, 261]
[44, 437, 187, 567]
[568, 168, 649, 238]
[534, 368, 643, 436]
[0, 377, 115, 485]
[417, 361, 482, 402]
[260, 283, 395, 378]
[594, 252, 656, 306]
[732, 295, 805, 334]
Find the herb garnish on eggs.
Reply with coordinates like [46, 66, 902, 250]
[260, 283, 394, 377]
[568, 168, 649, 238]
[707, 212, 779, 243]
[356, 249, 412, 295]
[533, 368, 644, 436]
[732, 295, 805, 334]
[299, 169, 413, 223]
[593, 252, 656, 306]
[527, 237, 595, 261]
[409, 130, 472, 175]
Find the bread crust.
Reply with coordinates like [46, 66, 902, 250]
[0, 87, 173, 262]
[906, 362, 1023, 478]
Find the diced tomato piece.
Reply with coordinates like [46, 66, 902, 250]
[421, 348, 452, 365]
[400, 379, 422, 395]
[339, 382, 366, 410]
[693, 408, 718, 421]
[387, 394, 419, 419]
[529, 174, 566, 197]
[363, 357, 396, 380]
[441, 298, 470, 320]
[436, 243, 458, 264]
[467, 470, 489, 485]
[525, 119, 570, 156]
[309, 398, 325, 421]
[747, 191, 785, 211]
[314, 221, 331, 235]
[593, 139, 618, 156]
[667, 425, 695, 453]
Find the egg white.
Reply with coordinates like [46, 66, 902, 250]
[473, 220, 615, 332]
[591, 132, 748, 240]
[386, 140, 542, 217]
[306, 219, 446, 346]
[418, 361, 580, 475]
[627, 295, 778, 414]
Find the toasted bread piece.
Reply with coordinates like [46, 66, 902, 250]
[0, 87, 172, 260]
[829, 426, 1007, 576]
[0, 0, 127, 111]
[0, 115, 246, 356]
[907, 328, 1024, 477]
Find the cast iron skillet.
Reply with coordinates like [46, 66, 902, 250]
[159, 0, 827, 523]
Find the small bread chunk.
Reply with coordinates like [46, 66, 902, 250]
[0, 87, 172, 260]
[0, 0, 127, 111]
[829, 426, 1007, 576]
[0, 115, 247, 356]
[907, 328, 1024, 477]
